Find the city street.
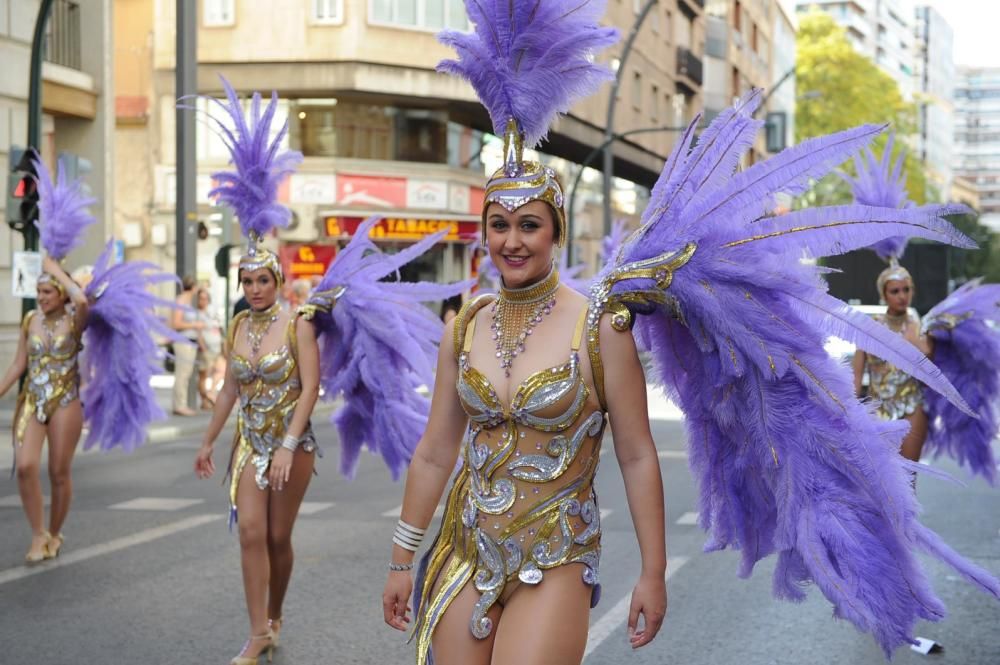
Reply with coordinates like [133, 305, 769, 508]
[0, 390, 996, 665]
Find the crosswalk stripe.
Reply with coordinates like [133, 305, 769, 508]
[298, 501, 334, 516]
[109, 497, 204, 511]
[0, 494, 49, 508]
[675, 511, 699, 526]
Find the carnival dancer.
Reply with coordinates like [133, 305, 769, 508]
[381, 1, 1000, 661]
[0, 156, 179, 564]
[846, 137, 1000, 479]
[192, 79, 463, 665]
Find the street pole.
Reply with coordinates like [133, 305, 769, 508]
[175, 0, 198, 282]
[601, 0, 658, 241]
[17, 0, 55, 317]
[567, 125, 685, 263]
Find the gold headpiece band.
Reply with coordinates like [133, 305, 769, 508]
[238, 231, 284, 286]
[37, 272, 66, 297]
[876, 259, 912, 297]
[482, 118, 567, 247]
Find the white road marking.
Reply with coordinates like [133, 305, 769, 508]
[298, 501, 334, 516]
[583, 556, 690, 659]
[657, 450, 688, 459]
[675, 511, 699, 526]
[0, 494, 49, 508]
[109, 497, 204, 511]
[0, 514, 220, 587]
[600, 509, 612, 521]
[381, 504, 444, 518]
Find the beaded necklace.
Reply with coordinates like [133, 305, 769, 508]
[490, 265, 560, 377]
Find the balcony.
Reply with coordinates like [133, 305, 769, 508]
[676, 47, 703, 91]
[43, 0, 81, 70]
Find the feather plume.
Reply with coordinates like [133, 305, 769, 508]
[81, 240, 191, 452]
[203, 77, 302, 240]
[304, 217, 472, 479]
[32, 155, 97, 261]
[841, 133, 910, 261]
[437, 0, 619, 147]
[599, 90, 998, 655]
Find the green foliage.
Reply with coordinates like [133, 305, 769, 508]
[795, 9, 931, 204]
[946, 212, 1000, 284]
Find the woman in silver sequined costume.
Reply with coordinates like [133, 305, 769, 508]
[0, 255, 88, 563]
[852, 263, 933, 462]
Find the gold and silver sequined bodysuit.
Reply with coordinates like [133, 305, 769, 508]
[865, 313, 925, 420]
[413, 295, 607, 662]
[227, 310, 317, 518]
[14, 310, 81, 446]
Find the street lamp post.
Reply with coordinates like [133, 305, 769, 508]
[601, 0, 659, 241]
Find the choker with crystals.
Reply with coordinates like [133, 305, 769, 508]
[490, 265, 560, 376]
[246, 302, 282, 357]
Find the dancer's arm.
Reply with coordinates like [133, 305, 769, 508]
[384, 317, 468, 630]
[602, 316, 668, 649]
[269, 315, 320, 488]
[0, 321, 28, 398]
[43, 255, 88, 330]
[852, 349, 866, 398]
[194, 325, 241, 479]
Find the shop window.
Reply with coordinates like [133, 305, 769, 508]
[370, 0, 467, 30]
[312, 0, 343, 24]
[204, 0, 235, 27]
[395, 110, 448, 163]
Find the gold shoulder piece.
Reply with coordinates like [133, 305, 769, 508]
[452, 294, 495, 359]
[298, 285, 347, 321]
[228, 310, 250, 349]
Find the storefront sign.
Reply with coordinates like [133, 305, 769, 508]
[406, 179, 449, 210]
[279, 244, 337, 279]
[337, 174, 407, 208]
[290, 174, 337, 204]
[324, 216, 479, 242]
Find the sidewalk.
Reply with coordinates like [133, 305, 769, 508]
[0, 375, 339, 468]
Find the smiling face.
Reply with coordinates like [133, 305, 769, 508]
[883, 278, 913, 316]
[240, 268, 279, 311]
[36, 281, 67, 315]
[485, 200, 558, 289]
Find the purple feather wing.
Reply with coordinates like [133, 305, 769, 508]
[922, 280, 1000, 484]
[202, 77, 302, 240]
[597, 90, 998, 655]
[437, 0, 619, 148]
[81, 240, 191, 452]
[302, 217, 472, 479]
[840, 133, 910, 261]
[32, 155, 97, 261]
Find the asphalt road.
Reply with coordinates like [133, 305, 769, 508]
[0, 392, 997, 665]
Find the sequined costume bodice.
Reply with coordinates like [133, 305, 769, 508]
[15, 310, 81, 442]
[227, 310, 317, 518]
[866, 313, 925, 420]
[414, 295, 607, 661]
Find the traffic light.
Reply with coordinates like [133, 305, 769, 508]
[6, 147, 38, 232]
[215, 243, 236, 278]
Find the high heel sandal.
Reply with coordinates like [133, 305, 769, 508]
[267, 617, 283, 649]
[230, 633, 273, 665]
[44, 533, 65, 559]
[25, 531, 51, 564]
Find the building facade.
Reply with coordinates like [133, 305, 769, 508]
[0, 0, 114, 368]
[913, 4, 953, 198]
[953, 67, 1000, 232]
[117, 0, 705, 297]
[795, 0, 916, 100]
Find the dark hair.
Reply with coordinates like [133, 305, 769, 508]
[181, 275, 197, 291]
[441, 294, 463, 321]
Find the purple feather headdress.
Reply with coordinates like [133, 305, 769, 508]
[32, 155, 97, 261]
[841, 133, 910, 261]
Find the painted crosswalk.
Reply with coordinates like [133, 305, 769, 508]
[109, 497, 204, 511]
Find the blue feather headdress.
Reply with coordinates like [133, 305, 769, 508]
[33, 154, 97, 262]
[437, 0, 619, 245]
[203, 77, 302, 282]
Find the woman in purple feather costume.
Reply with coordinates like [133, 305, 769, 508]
[0, 157, 95, 564]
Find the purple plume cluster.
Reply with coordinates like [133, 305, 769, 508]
[840, 133, 911, 261]
[603, 89, 996, 654]
[923, 279, 1000, 484]
[204, 77, 303, 241]
[32, 155, 97, 261]
[305, 218, 471, 480]
[81, 240, 190, 452]
[437, 0, 619, 148]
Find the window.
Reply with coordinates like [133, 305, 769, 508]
[203, 0, 235, 27]
[313, 0, 343, 24]
[651, 84, 659, 123]
[632, 71, 642, 109]
[370, 0, 467, 30]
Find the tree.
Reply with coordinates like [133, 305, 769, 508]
[795, 9, 930, 204]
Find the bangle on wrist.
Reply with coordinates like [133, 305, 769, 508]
[280, 434, 299, 452]
[392, 519, 426, 552]
[389, 561, 414, 572]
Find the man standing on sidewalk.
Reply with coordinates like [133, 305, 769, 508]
[171, 275, 201, 416]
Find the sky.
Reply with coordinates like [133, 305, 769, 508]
[923, 0, 1000, 67]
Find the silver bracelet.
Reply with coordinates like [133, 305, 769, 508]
[280, 434, 299, 452]
[392, 519, 426, 552]
[389, 561, 414, 572]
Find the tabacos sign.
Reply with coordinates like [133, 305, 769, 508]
[324, 216, 479, 242]
[278, 244, 337, 279]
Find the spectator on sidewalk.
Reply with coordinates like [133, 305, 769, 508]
[171, 275, 201, 416]
[195, 288, 225, 410]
